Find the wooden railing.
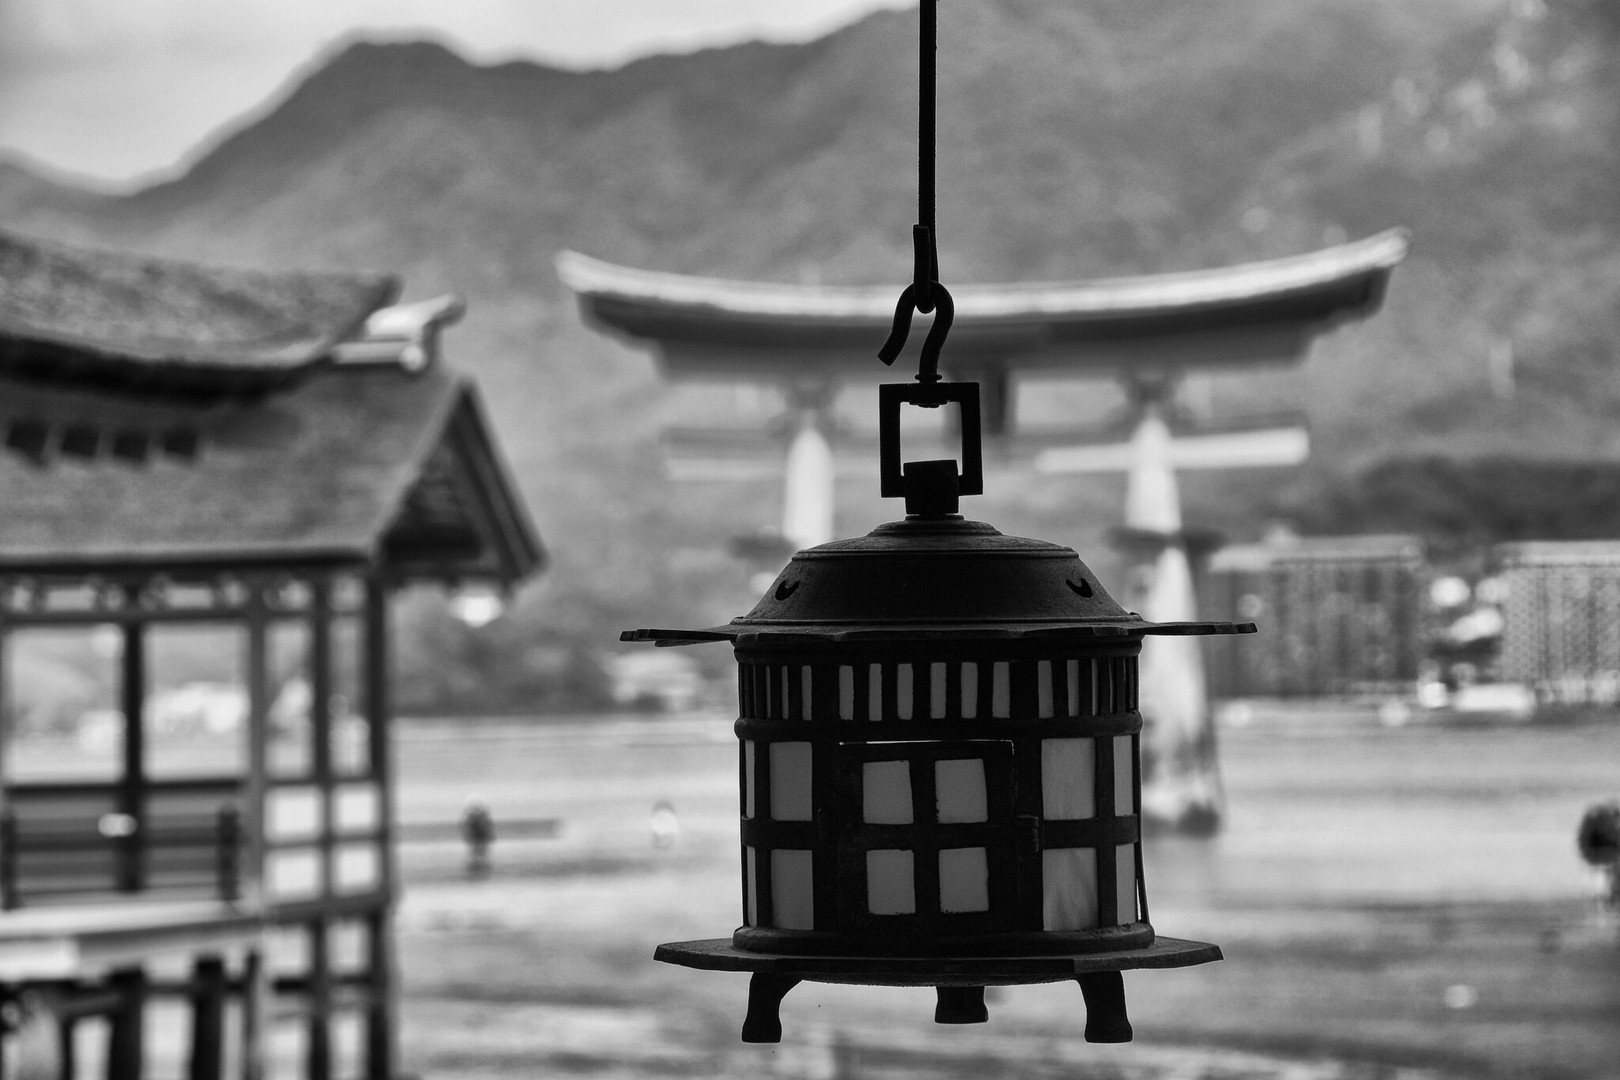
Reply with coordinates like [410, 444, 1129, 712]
[0, 778, 243, 909]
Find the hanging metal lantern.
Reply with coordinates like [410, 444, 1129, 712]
[624, 377, 1254, 1042]
[621, 0, 1255, 1044]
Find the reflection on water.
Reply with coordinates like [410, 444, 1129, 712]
[388, 712, 1620, 1080]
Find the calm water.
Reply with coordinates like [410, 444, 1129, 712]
[9, 711, 1616, 1077]
[387, 711, 1620, 1079]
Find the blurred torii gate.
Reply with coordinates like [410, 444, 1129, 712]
[561, 229, 1408, 832]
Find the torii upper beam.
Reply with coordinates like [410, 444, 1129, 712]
[560, 228, 1408, 433]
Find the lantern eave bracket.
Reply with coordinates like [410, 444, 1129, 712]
[621, 620, 1256, 647]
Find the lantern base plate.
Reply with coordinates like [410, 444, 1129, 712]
[658, 937, 1219, 1044]
[655, 935, 1220, 985]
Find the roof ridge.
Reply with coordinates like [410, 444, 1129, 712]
[0, 229, 399, 392]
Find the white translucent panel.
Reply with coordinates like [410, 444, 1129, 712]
[270, 922, 310, 970]
[330, 617, 371, 778]
[331, 575, 366, 612]
[146, 622, 249, 779]
[1041, 739, 1096, 820]
[895, 664, 914, 720]
[866, 849, 916, 915]
[745, 847, 758, 925]
[4, 627, 120, 782]
[335, 843, 379, 893]
[935, 758, 988, 823]
[868, 663, 883, 721]
[769, 742, 813, 821]
[1067, 659, 1081, 716]
[267, 786, 321, 841]
[1116, 844, 1138, 923]
[960, 663, 979, 719]
[329, 921, 366, 969]
[1042, 848, 1098, 931]
[930, 664, 948, 719]
[771, 849, 815, 929]
[938, 847, 990, 913]
[1114, 735, 1135, 816]
[1037, 660, 1054, 718]
[839, 666, 855, 720]
[743, 741, 756, 819]
[267, 847, 321, 901]
[991, 662, 1011, 718]
[863, 761, 914, 824]
[802, 665, 814, 720]
[1088, 659, 1100, 714]
[334, 783, 379, 833]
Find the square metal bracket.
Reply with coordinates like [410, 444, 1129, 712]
[878, 382, 983, 502]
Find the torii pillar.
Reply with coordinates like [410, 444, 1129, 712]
[560, 230, 1408, 835]
[781, 384, 838, 549]
[1124, 395, 1223, 833]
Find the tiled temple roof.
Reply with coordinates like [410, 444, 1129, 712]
[0, 232, 541, 584]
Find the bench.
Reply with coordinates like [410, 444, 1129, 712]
[1, 780, 243, 909]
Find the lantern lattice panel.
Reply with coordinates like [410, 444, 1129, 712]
[734, 645, 1146, 958]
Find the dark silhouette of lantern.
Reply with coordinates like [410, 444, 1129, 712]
[622, 0, 1255, 1044]
[624, 380, 1254, 1042]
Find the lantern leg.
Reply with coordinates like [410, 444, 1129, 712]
[934, 986, 988, 1024]
[741, 974, 800, 1043]
[1077, 971, 1132, 1043]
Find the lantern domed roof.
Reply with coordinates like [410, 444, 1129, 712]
[624, 516, 1254, 646]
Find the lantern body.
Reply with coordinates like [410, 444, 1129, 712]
[628, 500, 1250, 1041]
[735, 639, 1149, 957]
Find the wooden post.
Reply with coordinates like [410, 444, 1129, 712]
[1, 809, 17, 909]
[243, 583, 270, 903]
[363, 577, 397, 1080]
[307, 579, 335, 1080]
[187, 957, 227, 1080]
[0, 616, 10, 902]
[311, 579, 334, 890]
[107, 967, 146, 1080]
[240, 949, 265, 1080]
[216, 805, 242, 902]
[59, 1013, 77, 1080]
[120, 607, 147, 892]
[306, 920, 331, 1080]
[240, 585, 272, 1080]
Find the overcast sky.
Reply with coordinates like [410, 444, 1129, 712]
[0, 0, 913, 189]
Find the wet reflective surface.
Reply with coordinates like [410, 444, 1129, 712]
[383, 712, 1620, 1079]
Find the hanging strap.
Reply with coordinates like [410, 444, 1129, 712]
[879, 0, 952, 384]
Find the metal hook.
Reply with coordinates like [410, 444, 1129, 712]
[877, 283, 953, 384]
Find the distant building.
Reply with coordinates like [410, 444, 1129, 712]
[1496, 542, 1620, 707]
[1205, 533, 1426, 699]
[0, 229, 542, 1080]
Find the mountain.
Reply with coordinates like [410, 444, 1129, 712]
[5, 0, 1620, 709]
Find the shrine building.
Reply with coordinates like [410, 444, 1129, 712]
[0, 229, 542, 1080]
